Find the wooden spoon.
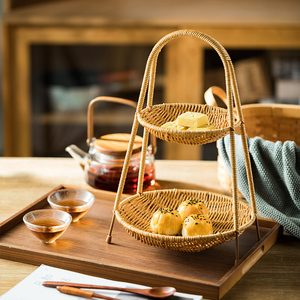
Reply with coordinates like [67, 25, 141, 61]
[43, 281, 176, 298]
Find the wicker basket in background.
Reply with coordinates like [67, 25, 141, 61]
[205, 86, 300, 197]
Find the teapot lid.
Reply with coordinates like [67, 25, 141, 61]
[94, 133, 143, 156]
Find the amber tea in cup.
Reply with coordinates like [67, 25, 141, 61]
[47, 188, 95, 222]
[23, 209, 72, 243]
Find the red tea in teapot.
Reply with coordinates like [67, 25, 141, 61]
[66, 133, 156, 193]
[86, 159, 155, 193]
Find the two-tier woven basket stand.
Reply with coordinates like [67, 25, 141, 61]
[106, 29, 261, 263]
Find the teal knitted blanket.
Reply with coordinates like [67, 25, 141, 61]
[218, 134, 300, 238]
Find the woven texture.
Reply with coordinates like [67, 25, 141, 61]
[235, 104, 300, 145]
[137, 103, 238, 145]
[107, 30, 258, 252]
[218, 134, 300, 238]
[115, 189, 254, 251]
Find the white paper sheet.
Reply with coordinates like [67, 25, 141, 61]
[0, 265, 202, 300]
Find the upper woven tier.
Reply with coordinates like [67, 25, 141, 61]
[137, 103, 240, 145]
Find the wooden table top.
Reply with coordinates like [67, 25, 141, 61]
[0, 157, 299, 300]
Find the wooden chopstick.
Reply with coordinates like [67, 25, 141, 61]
[57, 286, 121, 300]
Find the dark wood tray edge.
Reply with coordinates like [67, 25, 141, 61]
[0, 243, 218, 298]
[218, 219, 282, 299]
[0, 184, 124, 234]
[0, 219, 282, 300]
[0, 185, 283, 300]
[0, 184, 64, 234]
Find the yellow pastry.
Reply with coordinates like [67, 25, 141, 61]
[187, 124, 216, 131]
[177, 199, 209, 221]
[161, 121, 188, 131]
[182, 214, 213, 237]
[177, 112, 208, 128]
[150, 208, 182, 235]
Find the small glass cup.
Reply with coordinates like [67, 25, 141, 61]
[47, 188, 95, 222]
[23, 209, 72, 243]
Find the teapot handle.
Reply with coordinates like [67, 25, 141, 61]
[86, 96, 157, 154]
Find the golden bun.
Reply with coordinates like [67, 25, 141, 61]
[177, 199, 209, 221]
[150, 208, 182, 235]
[182, 214, 213, 237]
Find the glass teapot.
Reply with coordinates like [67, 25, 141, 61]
[66, 96, 156, 193]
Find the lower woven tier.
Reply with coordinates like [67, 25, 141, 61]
[116, 188, 255, 251]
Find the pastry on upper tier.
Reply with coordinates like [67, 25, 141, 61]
[177, 112, 208, 128]
[177, 199, 210, 221]
[187, 124, 216, 131]
[161, 121, 188, 131]
[149, 208, 182, 235]
[182, 214, 213, 237]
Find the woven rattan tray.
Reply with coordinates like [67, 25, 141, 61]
[0, 185, 282, 300]
[137, 103, 238, 145]
[106, 30, 260, 259]
[116, 189, 255, 252]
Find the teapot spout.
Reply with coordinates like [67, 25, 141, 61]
[65, 144, 88, 170]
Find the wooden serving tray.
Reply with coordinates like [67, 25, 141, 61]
[0, 185, 282, 300]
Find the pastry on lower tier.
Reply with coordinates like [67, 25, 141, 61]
[161, 121, 188, 131]
[177, 112, 208, 128]
[177, 199, 209, 221]
[182, 214, 213, 237]
[149, 208, 182, 235]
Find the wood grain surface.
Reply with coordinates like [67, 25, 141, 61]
[0, 158, 299, 300]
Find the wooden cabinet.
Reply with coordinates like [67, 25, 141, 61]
[2, 0, 300, 159]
